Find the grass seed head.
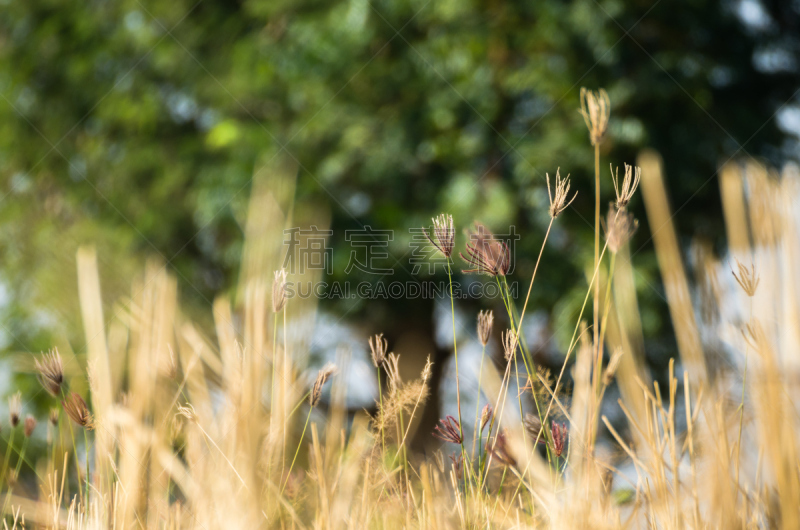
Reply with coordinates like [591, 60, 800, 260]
[369, 333, 388, 368]
[611, 163, 641, 210]
[9, 392, 20, 427]
[384, 352, 403, 395]
[421, 355, 433, 383]
[480, 404, 493, 431]
[24, 415, 37, 438]
[547, 169, 578, 219]
[432, 415, 463, 445]
[731, 259, 759, 297]
[49, 408, 59, 427]
[310, 363, 337, 407]
[61, 392, 94, 430]
[425, 213, 455, 258]
[477, 310, 494, 347]
[580, 87, 610, 146]
[502, 329, 518, 362]
[550, 421, 568, 457]
[34, 348, 64, 397]
[176, 403, 197, 423]
[460, 223, 510, 277]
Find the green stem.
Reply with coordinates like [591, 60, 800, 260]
[66, 418, 84, 508]
[1, 428, 15, 487]
[471, 344, 486, 461]
[1, 435, 28, 516]
[445, 261, 469, 495]
[281, 409, 311, 496]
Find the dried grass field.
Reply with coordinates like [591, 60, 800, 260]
[2, 89, 800, 529]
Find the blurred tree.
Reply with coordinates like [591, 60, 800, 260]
[0, 0, 798, 358]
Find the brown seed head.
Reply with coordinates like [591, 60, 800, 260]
[480, 404, 493, 431]
[309, 363, 337, 407]
[502, 329, 518, 363]
[460, 223, 510, 277]
[49, 408, 59, 427]
[34, 348, 64, 397]
[24, 415, 37, 438]
[9, 392, 21, 427]
[550, 421, 568, 457]
[477, 310, 494, 347]
[611, 163, 641, 210]
[547, 169, 578, 219]
[61, 392, 94, 430]
[579, 87, 610, 146]
[368, 333, 388, 367]
[432, 415, 463, 445]
[425, 213, 455, 258]
[604, 205, 638, 253]
[731, 259, 759, 297]
[272, 268, 288, 313]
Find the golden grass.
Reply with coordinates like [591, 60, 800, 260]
[3, 148, 800, 528]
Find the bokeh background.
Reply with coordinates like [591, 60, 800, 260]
[1, 0, 799, 437]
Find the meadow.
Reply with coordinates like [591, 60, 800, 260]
[2, 88, 799, 529]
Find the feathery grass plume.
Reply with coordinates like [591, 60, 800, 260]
[611, 163, 641, 210]
[49, 408, 58, 426]
[477, 310, 494, 346]
[480, 404, 493, 431]
[369, 333, 388, 367]
[272, 268, 288, 313]
[432, 415, 462, 444]
[372, 377, 430, 437]
[603, 347, 625, 386]
[579, 87, 610, 146]
[309, 363, 337, 407]
[524, 413, 544, 441]
[547, 169, 578, 218]
[604, 204, 638, 253]
[486, 430, 516, 467]
[34, 348, 64, 397]
[421, 355, 433, 383]
[424, 213, 455, 258]
[731, 259, 759, 297]
[61, 392, 94, 430]
[23, 415, 36, 438]
[9, 392, 20, 427]
[502, 329, 518, 362]
[550, 421, 568, 457]
[460, 222, 510, 276]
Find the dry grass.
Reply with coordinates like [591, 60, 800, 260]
[3, 113, 800, 530]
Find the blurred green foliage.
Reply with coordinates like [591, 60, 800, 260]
[0, 0, 798, 360]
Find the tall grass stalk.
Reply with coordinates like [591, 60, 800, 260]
[445, 259, 469, 494]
